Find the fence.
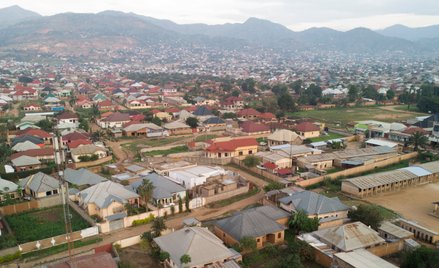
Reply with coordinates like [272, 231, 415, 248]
[0, 194, 63, 215]
[68, 200, 96, 226]
[367, 240, 404, 257]
[295, 152, 418, 188]
[231, 157, 282, 183]
[73, 155, 113, 169]
[203, 184, 250, 204]
[16, 226, 99, 254]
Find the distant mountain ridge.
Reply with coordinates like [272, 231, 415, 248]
[0, 5, 41, 28]
[0, 5, 438, 56]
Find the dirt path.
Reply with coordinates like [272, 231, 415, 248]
[378, 105, 422, 115]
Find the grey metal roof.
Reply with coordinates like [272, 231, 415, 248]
[64, 168, 107, 186]
[401, 166, 432, 177]
[128, 173, 186, 200]
[11, 135, 44, 146]
[0, 177, 18, 192]
[344, 169, 418, 190]
[154, 227, 235, 268]
[19, 172, 59, 193]
[78, 181, 139, 209]
[279, 191, 349, 215]
[334, 249, 397, 268]
[105, 212, 127, 221]
[313, 222, 385, 252]
[215, 205, 287, 241]
[417, 160, 439, 174]
[203, 117, 225, 124]
[11, 155, 41, 166]
[378, 221, 413, 239]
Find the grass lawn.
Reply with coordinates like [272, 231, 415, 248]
[289, 105, 425, 127]
[393, 105, 420, 112]
[309, 132, 345, 142]
[143, 145, 189, 157]
[6, 205, 90, 244]
[194, 134, 217, 142]
[121, 137, 180, 152]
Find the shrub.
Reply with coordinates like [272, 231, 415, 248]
[159, 251, 170, 262]
[243, 155, 260, 168]
[131, 214, 155, 226]
[0, 251, 21, 264]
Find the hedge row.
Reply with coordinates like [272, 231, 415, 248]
[131, 214, 155, 226]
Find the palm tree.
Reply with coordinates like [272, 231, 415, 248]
[410, 131, 429, 151]
[137, 179, 154, 209]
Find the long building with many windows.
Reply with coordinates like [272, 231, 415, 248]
[341, 161, 439, 198]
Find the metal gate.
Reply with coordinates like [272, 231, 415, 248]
[109, 219, 124, 231]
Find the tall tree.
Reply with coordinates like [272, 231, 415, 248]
[277, 93, 296, 112]
[185, 117, 199, 128]
[288, 210, 319, 234]
[410, 131, 429, 151]
[152, 217, 167, 237]
[348, 204, 384, 230]
[401, 246, 439, 268]
[137, 179, 154, 207]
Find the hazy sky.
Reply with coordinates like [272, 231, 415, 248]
[1, 0, 439, 30]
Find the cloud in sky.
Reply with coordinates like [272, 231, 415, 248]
[1, 0, 439, 30]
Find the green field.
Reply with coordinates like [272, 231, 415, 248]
[308, 132, 345, 142]
[289, 105, 425, 127]
[194, 134, 217, 142]
[121, 137, 180, 153]
[5, 205, 90, 244]
[143, 145, 189, 157]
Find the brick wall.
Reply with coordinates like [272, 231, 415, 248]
[367, 240, 403, 257]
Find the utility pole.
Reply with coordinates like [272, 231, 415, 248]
[53, 130, 73, 258]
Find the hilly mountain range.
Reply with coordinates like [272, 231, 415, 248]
[0, 5, 438, 57]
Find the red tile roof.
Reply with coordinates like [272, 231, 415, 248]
[241, 121, 270, 133]
[18, 128, 51, 138]
[402, 127, 428, 135]
[62, 131, 90, 141]
[294, 122, 320, 132]
[67, 139, 92, 149]
[259, 112, 275, 120]
[11, 148, 54, 160]
[57, 111, 78, 120]
[238, 108, 261, 117]
[263, 162, 277, 170]
[277, 168, 292, 175]
[206, 138, 258, 152]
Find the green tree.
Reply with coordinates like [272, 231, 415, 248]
[272, 84, 288, 96]
[178, 196, 183, 213]
[239, 236, 257, 252]
[36, 119, 54, 132]
[410, 131, 429, 151]
[417, 96, 439, 114]
[347, 85, 359, 102]
[240, 78, 256, 93]
[401, 246, 439, 268]
[79, 118, 89, 132]
[289, 210, 319, 234]
[242, 155, 260, 168]
[291, 80, 303, 94]
[264, 182, 284, 192]
[348, 204, 384, 230]
[386, 89, 395, 100]
[152, 217, 167, 237]
[151, 116, 162, 126]
[185, 117, 199, 128]
[170, 205, 175, 216]
[159, 251, 170, 262]
[137, 179, 154, 207]
[180, 254, 191, 265]
[277, 93, 296, 112]
[279, 254, 303, 268]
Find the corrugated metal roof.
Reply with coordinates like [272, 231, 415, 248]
[401, 166, 432, 177]
[345, 169, 417, 190]
[334, 249, 397, 268]
[378, 221, 413, 239]
[417, 160, 439, 173]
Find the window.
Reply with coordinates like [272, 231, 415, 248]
[249, 150, 253, 154]
[53, 189, 58, 194]
[46, 191, 52, 196]
[277, 233, 281, 238]
[257, 238, 260, 242]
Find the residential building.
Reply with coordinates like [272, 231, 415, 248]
[98, 112, 131, 129]
[205, 137, 258, 158]
[294, 122, 321, 139]
[122, 122, 168, 137]
[163, 121, 192, 135]
[214, 205, 290, 249]
[267, 129, 303, 146]
[11, 155, 42, 171]
[0, 177, 19, 201]
[168, 166, 226, 189]
[127, 173, 186, 207]
[70, 144, 108, 163]
[64, 168, 107, 188]
[76, 181, 139, 220]
[278, 191, 349, 228]
[154, 227, 241, 268]
[19, 172, 60, 198]
[332, 249, 397, 268]
[312, 222, 386, 252]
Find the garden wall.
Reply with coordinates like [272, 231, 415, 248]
[295, 152, 418, 188]
[203, 184, 250, 204]
[367, 240, 403, 257]
[73, 155, 113, 169]
[0, 195, 62, 215]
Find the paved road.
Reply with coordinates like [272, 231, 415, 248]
[19, 167, 268, 267]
